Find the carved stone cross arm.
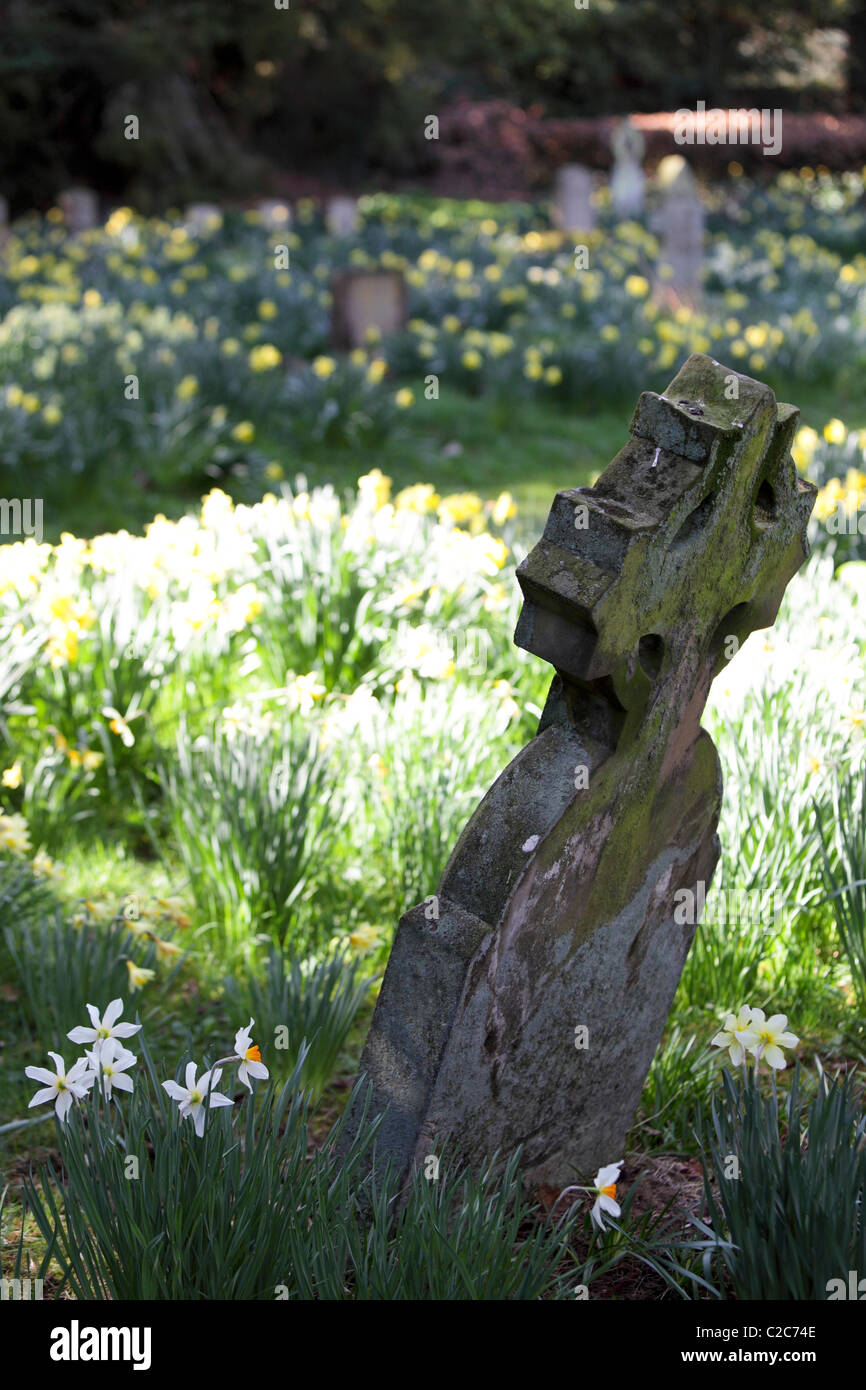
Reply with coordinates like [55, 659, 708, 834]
[343, 353, 816, 1193]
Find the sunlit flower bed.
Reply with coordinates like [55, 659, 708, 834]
[3, 168, 866, 494]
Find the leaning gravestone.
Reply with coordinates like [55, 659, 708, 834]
[326, 196, 361, 238]
[652, 155, 704, 305]
[343, 352, 816, 1192]
[610, 116, 646, 220]
[552, 164, 595, 234]
[330, 269, 408, 350]
[59, 186, 100, 233]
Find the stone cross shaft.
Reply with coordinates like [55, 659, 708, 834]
[344, 353, 817, 1192]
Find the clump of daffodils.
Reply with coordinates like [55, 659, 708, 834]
[0, 811, 31, 857]
[26, 998, 142, 1122]
[162, 1017, 269, 1134]
[711, 1004, 799, 1070]
[25, 998, 269, 1135]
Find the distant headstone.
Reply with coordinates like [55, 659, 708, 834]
[610, 117, 646, 220]
[331, 269, 408, 350]
[342, 353, 817, 1194]
[184, 203, 222, 237]
[552, 165, 595, 233]
[652, 155, 704, 305]
[0, 196, 8, 250]
[256, 200, 292, 228]
[326, 196, 361, 238]
[59, 187, 99, 233]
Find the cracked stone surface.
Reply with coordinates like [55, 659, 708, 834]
[341, 353, 817, 1192]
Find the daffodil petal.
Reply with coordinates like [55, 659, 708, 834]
[29, 1086, 58, 1107]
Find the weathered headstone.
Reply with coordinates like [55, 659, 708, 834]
[552, 164, 595, 234]
[652, 155, 704, 305]
[59, 186, 100, 233]
[184, 203, 222, 237]
[330, 269, 408, 350]
[326, 196, 361, 238]
[610, 117, 646, 220]
[343, 353, 816, 1193]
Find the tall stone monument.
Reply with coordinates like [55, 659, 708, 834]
[552, 165, 595, 234]
[652, 155, 704, 305]
[610, 117, 646, 220]
[343, 353, 816, 1192]
[326, 196, 361, 238]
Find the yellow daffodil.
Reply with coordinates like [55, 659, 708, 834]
[348, 924, 383, 953]
[154, 937, 183, 963]
[126, 962, 156, 992]
[175, 375, 199, 400]
[101, 706, 143, 748]
[624, 274, 650, 298]
[249, 343, 282, 371]
[0, 812, 31, 857]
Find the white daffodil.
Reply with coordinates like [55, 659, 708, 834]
[711, 1004, 760, 1066]
[746, 1009, 799, 1070]
[162, 1062, 233, 1137]
[85, 1037, 137, 1098]
[590, 1161, 623, 1231]
[26, 1051, 95, 1123]
[67, 998, 142, 1061]
[233, 1018, 269, 1092]
[101, 705, 143, 748]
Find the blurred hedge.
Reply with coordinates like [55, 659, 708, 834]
[0, 0, 845, 209]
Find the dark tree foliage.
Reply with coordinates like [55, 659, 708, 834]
[0, 0, 841, 208]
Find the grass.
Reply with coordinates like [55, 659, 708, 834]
[42, 376, 866, 545]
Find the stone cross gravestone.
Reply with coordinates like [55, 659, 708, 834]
[610, 117, 646, 220]
[330, 269, 408, 350]
[652, 155, 704, 305]
[343, 353, 816, 1193]
[326, 196, 361, 238]
[553, 165, 595, 234]
[59, 186, 100, 233]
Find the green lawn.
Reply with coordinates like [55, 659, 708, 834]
[48, 376, 866, 543]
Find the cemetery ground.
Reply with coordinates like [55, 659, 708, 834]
[1, 170, 866, 1303]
